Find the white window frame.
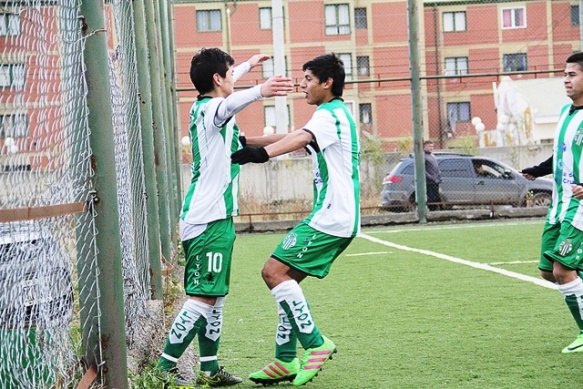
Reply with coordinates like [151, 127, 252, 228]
[503, 53, 527, 72]
[357, 56, 370, 76]
[501, 7, 526, 29]
[264, 105, 290, 128]
[443, 11, 466, 32]
[338, 53, 353, 81]
[325, 4, 350, 35]
[262, 57, 287, 79]
[0, 113, 28, 138]
[0, 64, 25, 88]
[196, 9, 221, 32]
[444, 57, 468, 76]
[354, 7, 367, 29]
[572, 5, 580, 27]
[259, 7, 272, 30]
[446, 102, 471, 122]
[359, 103, 372, 124]
[344, 101, 355, 117]
[0, 13, 21, 36]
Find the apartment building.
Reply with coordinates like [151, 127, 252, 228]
[173, 0, 580, 150]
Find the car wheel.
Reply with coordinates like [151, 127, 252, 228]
[404, 194, 416, 212]
[526, 192, 551, 207]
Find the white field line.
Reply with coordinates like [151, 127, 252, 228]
[358, 233, 557, 290]
[489, 260, 539, 265]
[346, 251, 391, 257]
[365, 220, 543, 235]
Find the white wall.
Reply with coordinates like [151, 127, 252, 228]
[180, 144, 554, 202]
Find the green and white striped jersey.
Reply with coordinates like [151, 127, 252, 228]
[303, 98, 361, 238]
[549, 104, 583, 230]
[180, 73, 262, 225]
[180, 96, 242, 224]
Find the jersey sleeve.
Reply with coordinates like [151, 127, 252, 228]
[233, 62, 251, 82]
[303, 109, 339, 150]
[212, 85, 262, 127]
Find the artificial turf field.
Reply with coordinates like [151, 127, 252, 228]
[216, 218, 580, 389]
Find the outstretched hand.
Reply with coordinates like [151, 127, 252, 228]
[246, 54, 271, 69]
[231, 147, 269, 165]
[519, 171, 536, 181]
[260, 75, 294, 98]
[573, 183, 583, 199]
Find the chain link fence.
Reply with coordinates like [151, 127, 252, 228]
[175, 0, 572, 219]
[0, 1, 178, 387]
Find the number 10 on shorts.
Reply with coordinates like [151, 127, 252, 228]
[206, 252, 223, 273]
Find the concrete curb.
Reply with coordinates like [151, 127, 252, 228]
[235, 206, 547, 233]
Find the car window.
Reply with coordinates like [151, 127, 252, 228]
[401, 162, 414, 175]
[438, 159, 470, 178]
[472, 159, 505, 179]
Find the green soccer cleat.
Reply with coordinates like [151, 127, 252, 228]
[293, 336, 337, 387]
[196, 366, 243, 387]
[562, 333, 583, 353]
[249, 358, 300, 385]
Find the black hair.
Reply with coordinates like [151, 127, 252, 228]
[566, 52, 583, 72]
[190, 47, 235, 94]
[302, 53, 345, 97]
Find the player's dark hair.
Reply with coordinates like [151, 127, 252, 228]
[302, 53, 345, 97]
[190, 47, 235, 94]
[566, 52, 583, 72]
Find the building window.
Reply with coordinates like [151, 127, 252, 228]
[354, 7, 367, 29]
[338, 53, 352, 81]
[503, 53, 527, 72]
[196, 10, 221, 32]
[0, 13, 21, 36]
[259, 7, 272, 30]
[572, 6, 580, 27]
[357, 56, 370, 76]
[0, 114, 28, 138]
[444, 57, 468, 75]
[0, 64, 25, 88]
[443, 11, 466, 32]
[344, 101, 355, 117]
[501, 7, 526, 29]
[359, 103, 372, 124]
[264, 105, 290, 128]
[262, 57, 287, 79]
[446, 102, 471, 122]
[325, 4, 350, 35]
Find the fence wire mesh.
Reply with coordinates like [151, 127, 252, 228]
[0, 1, 99, 388]
[175, 0, 573, 217]
[106, 0, 152, 347]
[0, 0, 175, 387]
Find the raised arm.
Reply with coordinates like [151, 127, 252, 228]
[233, 54, 271, 82]
[214, 75, 293, 126]
[231, 129, 313, 165]
[520, 156, 553, 180]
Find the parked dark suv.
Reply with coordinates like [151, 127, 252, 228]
[380, 154, 554, 212]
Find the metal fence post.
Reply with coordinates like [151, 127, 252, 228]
[80, 1, 129, 387]
[143, 0, 173, 265]
[408, 0, 427, 224]
[133, 0, 164, 300]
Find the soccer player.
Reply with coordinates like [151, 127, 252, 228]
[156, 48, 293, 387]
[231, 53, 361, 386]
[521, 51, 583, 354]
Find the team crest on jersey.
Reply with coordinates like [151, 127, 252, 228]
[576, 128, 583, 145]
[559, 239, 573, 256]
[282, 233, 297, 250]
